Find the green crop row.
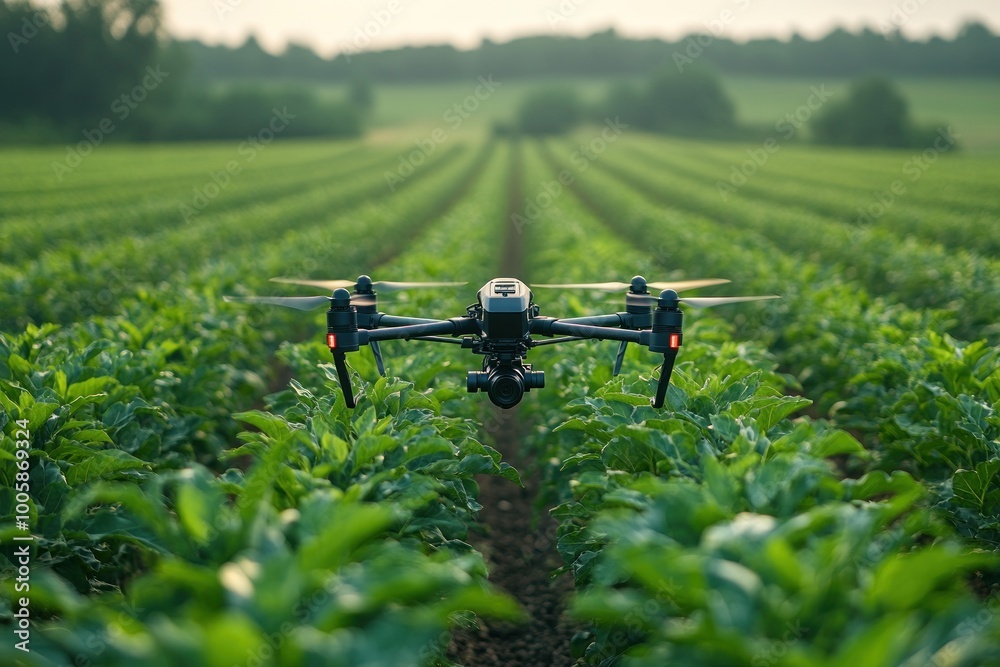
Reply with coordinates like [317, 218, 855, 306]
[616, 137, 1000, 255]
[0, 144, 391, 262]
[0, 358, 521, 666]
[534, 139, 1000, 551]
[517, 140, 1000, 665]
[0, 140, 530, 666]
[1, 140, 482, 328]
[628, 136, 1000, 218]
[0, 142, 372, 231]
[570, 137, 1000, 344]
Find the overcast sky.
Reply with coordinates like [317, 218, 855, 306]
[161, 0, 1000, 57]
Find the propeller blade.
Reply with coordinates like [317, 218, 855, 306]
[223, 295, 330, 311]
[270, 278, 356, 290]
[270, 277, 465, 292]
[532, 281, 630, 291]
[372, 280, 467, 292]
[648, 279, 731, 291]
[350, 295, 378, 307]
[533, 279, 729, 293]
[679, 295, 780, 309]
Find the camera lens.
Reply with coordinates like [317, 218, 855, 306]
[487, 371, 524, 409]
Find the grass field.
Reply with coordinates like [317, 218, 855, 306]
[296, 75, 1000, 150]
[2, 131, 1000, 665]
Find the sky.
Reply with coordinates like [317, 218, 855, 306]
[161, 0, 1000, 57]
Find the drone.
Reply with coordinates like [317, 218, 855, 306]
[225, 275, 778, 409]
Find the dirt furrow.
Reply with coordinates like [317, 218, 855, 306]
[449, 138, 577, 667]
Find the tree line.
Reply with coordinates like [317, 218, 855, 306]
[185, 23, 1000, 83]
[0, 0, 361, 143]
[516, 66, 949, 150]
[1, 0, 996, 144]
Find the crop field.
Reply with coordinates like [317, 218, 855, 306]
[2, 131, 1000, 666]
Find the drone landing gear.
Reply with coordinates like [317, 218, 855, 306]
[370, 340, 386, 377]
[332, 352, 356, 409]
[652, 350, 679, 409]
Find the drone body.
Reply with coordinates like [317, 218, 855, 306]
[225, 275, 778, 409]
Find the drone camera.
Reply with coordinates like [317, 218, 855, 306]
[467, 361, 544, 409]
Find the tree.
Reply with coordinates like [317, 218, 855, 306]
[641, 66, 735, 134]
[0, 0, 163, 133]
[596, 66, 736, 137]
[811, 75, 917, 147]
[348, 76, 374, 110]
[517, 87, 583, 135]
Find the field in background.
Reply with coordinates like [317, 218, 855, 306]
[722, 76, 1000, 150]
[285, 75, 1000, 150]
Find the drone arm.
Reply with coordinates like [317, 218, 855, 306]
[531, 318, 644, 343]
[555, 313, 627, 327]
[530, 336, 588, 347]
[371, 313, 445, 328]
[361, 317, 480, 343]
[411, 336, 468, 345]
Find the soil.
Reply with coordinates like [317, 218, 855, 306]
[449, 139, 579, 666]
[448, 413, 578, 667]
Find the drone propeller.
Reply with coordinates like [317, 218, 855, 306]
[223, 295, 331, 311]
[270, 277, 466, 293]
[532, 278, 730, 292]
[223, 293, 381, 311]
[649, 294, 780, 308]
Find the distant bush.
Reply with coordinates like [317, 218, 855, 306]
[811, 76, 948, 149]
[349, 77, 374, 110]
[490, 120, 517, 137]
[517, 87, 583, 135]
[129, 85, 362, 142]
[596, 66, 736, 137]
[642, 66, 735, 133]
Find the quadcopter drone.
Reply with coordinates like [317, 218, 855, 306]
[225, 275, 778, 409]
